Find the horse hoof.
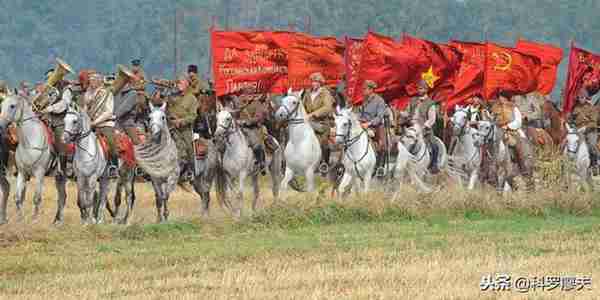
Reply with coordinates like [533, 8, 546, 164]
[52, 219, 64, 227]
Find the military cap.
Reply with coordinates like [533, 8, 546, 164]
[131, 58, 142, 66]
[363, 80, 377, 89]
[309, 72, 325, 83]
[187, 64, 198, 74]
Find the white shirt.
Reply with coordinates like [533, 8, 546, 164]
[45, 87, 72, 114]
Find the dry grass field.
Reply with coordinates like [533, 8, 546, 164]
[1, 174, 600, 299]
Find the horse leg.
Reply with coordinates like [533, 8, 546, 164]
[251, 174, 260, 212]
[0, 175, 8, 225]
[305, 164, 317, 193]
[337, 172, 352, 198]
[363, 172, 373, 194]
[467, 168, 479, 190]
[234, 173, 245, 219]
[192, 175, 211, 218]
[280, 166, 294, 193]
[151, 179, 164, 223]
[269, 151, 281, 202]
[162, 181, 170, 222]
[13, 172, 26, 223]
[31, 169, 46, 223]
[121, 169, 136, 224]
[78, 177, 94, 224]
[52, 172, 67, 225]
[97, 174, 113, 224]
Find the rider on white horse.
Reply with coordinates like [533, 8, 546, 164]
[568, 88, 599, 170]
[401, 79, 441, 174]
[302, 72, 335, 174]
[353, 80, 389, 174]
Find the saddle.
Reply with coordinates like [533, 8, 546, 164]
[96, 130, 136, 168]
[116, 130, 136, 168]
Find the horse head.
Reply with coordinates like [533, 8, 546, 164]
[334, 106, 354, 144]
[148, 101, 167, 144]
[401, 125, 421, 151]
[214, 109, 235, 138]
[275, 88, 304, 122]
[0, 94, 24, 131]
[63, 104, 85, 143]
[476, 120, 492, 141]
[450, 105, 469, 137]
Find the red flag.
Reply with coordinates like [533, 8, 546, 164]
[562, 42, 600, 114]
[401, 35, 463, 103]
[446, 41, 485, 110]
[516, 39, 563, 95]
[483, 43, 542, 100]
[355, 32, 428, 105]
[286, 33, 345, 90]
[345, 37, 364, 105]
[210, 30, 291, 96]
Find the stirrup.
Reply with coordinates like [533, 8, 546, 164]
[319, 162, 329, 174]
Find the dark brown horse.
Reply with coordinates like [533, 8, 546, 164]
[542, 100, 565, 148]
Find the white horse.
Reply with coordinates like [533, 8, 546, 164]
[333, 106, 376, 195]
[274, 89, 321, 193]
[134, 102, 179, 223]
[0, 94, 58, 223]
[213, 110, 257, 218]
[563, 123, 593, 190]
[448, 106, 484, 190]
[63, 105, 109, 224]
[395, 124, 447, 193]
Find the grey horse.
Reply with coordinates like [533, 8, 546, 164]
[63, 105, 110, 224]
[134, 102, 179, 223]
[0, 94, 60, 223]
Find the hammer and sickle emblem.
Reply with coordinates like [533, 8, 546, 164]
[492, 51, 512, 71]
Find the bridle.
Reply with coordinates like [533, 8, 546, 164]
[280, 98, 304, 126]
[63, 110, 94, 156]
[336, 115, 370, 182]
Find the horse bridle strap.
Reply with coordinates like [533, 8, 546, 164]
[281, 101, 304, 126]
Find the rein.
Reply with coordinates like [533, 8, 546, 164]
[337, 119, 370, 182]
[281, 101, 304, 126]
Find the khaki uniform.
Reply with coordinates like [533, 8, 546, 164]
[570, 102, 600, 160]
[302, 87, 334, 145]
[238, 95, 268, 149]
[167, 92, 198, 163]
[490, 98, 534, 189]
[353, 93, 387, 152]
[83, 87, 117, 159]
[38, 84, 73, 176]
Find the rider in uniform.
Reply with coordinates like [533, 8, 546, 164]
[38, 69, 75, 178]
[236, 89, 269, 174]
[167, 65, 200, 176]
[83, 72, 118, 162]
[114, 59, 146, 145]
[569, 88, 599, 168]
[401, 79, 441, 174]
[353, 80, 388, 172]
[490, 90, 535, 191]
[302, 72, 335, 173]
